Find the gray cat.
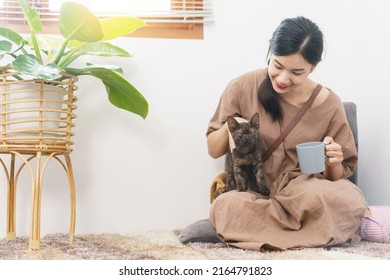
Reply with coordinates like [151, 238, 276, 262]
[226, 112, 269, 196]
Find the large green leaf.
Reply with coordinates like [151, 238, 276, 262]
[78, 42, 130, 57]
[59, 2, 103, 42]
[64, 64, 124, 75]
[88, 68, 148, 119]
[12, 54, 62, 79]
[101, 17, 146, 41]
[0, 40, 12, 57]
[18, 0, 42, 32]
[0, 27, 24, 46]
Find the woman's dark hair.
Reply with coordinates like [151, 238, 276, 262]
[259, 16, 324, 121]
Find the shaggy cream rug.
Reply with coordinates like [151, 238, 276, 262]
[1, 230, 389, 260]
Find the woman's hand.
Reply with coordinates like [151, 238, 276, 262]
[228, 116, 248, 151]
[323, 136, 343, 181]
[323, 136, 343, 167]
[207, 116, 248, 158]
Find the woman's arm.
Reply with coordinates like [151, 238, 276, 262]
[207, 122, 229, 159]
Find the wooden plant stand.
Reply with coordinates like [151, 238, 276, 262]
[0, 66, 78, 250]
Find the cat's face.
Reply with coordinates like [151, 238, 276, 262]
[227, 113, 260, 152]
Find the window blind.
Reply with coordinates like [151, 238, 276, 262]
[0, 0, 213, 27]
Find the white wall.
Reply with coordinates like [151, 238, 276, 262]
[1, 0, 389, 238]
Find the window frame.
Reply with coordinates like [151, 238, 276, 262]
[0, 0, 206, 40]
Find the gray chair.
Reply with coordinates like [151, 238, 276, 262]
[179, 102, 359, 244]
[343, 102, 358, 185]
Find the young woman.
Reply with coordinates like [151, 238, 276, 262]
[206, 16, 370, 250]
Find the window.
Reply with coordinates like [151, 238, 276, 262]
[0, 0, 212, 39]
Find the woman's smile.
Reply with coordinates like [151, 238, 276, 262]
[274, 80, 290, 90]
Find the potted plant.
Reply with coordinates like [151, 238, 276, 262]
[0, 0, 148, 119]
[0, 0, 149, 250]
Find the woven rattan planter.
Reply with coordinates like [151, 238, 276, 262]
[0, 66, 78, 153]
[0, 66, 78, 250]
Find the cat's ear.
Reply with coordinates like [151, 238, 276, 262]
[227, 116, 239, 131]
[250, 113, 260, 129]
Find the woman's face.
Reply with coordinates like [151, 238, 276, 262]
[268, 53, 315, 94]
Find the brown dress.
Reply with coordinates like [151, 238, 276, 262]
[207, 68, 367, 251]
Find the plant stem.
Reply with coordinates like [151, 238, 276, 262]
[53, 16, 90, 66]
[29, 32, 43, 64]
[53, 38, 70, 65]
[58, 49, 81, 68]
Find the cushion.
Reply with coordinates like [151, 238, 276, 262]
[179, 219, 220, 244]
[359, 206, 390, 243]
